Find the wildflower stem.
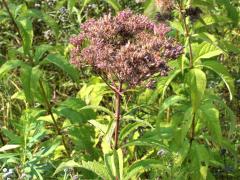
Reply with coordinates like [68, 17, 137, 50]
[2, 0, 22, 43]
[39, 80, 71, 157]
[114, 82, 122, 150]
[177, 0, 196, 145]
[177, 0, 194, 68]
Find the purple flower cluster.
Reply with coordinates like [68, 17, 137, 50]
[70, 10, 183, 86]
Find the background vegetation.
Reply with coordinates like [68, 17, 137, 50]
[0, 0, 239, 179]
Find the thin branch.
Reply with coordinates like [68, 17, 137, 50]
[39, 80, 71, 157]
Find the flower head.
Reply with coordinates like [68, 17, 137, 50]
[70, 10, 183, 86]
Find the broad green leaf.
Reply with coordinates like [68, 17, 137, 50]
[104, 0, 121, 12]
[53, 160, 80, 175]
[80, 161, 111, 179]
[0, 60, 25, 78]
[125, 159, 163, 180]
[192, 42, 223, 64]
[201, 60, 234, 100]
[186, 68, 206, 112]
[45, 54, 79, 82]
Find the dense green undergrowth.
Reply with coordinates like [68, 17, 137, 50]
[0, 0, 239, 179]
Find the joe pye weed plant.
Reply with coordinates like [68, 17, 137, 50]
[0, 0, 239, 179]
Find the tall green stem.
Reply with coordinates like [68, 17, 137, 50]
[177, 0, 196, 145]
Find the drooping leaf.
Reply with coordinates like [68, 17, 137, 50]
[201, 60, 234, 100]
[45, 54, 79, 82]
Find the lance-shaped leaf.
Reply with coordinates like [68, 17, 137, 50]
[192, 42, 223, 64]
[186, 68, 206, 112]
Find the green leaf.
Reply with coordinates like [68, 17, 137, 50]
[158, 95, 186, 115]
[125, 159, 163, 180]
[53, 160, 80, 175]
[199, 103, 222, 144]
[56, 98, 96, 124]
[0, 60, 25, 78]
[122, 139, 168, 149]
[201, 60, 234, 100]
[27, 9, 59, 37]
[172, 107, 193, 148]
[68, 0, 76, 12]
[0, 144, 20, 152]
[161, 69, 182, 99]
[20, 66, 51, 104]
[34, 44, 53, 63]
[144, 0, 157, 18]
[104, 149, 124, 180]
[119, 122, 146, 142]
[117, 149, 123, 180]
[186, 68, 206, 112]
[80, 161, 111, 179]
[104, 0, 121, 12]
[17, 18, 33, 55]
[216, 0, 239, 25]
[192, 42, 223, 64]
[45, 54, 79, 82]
